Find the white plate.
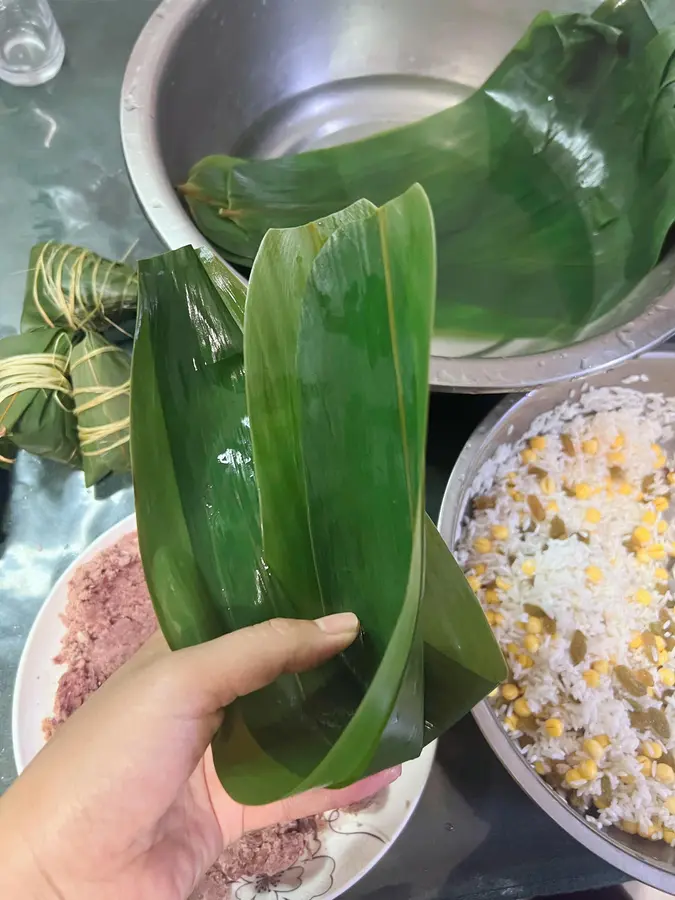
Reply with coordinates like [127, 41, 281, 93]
[12, 513, 435, 900]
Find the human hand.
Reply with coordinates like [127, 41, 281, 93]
[0, 614, 400, 900]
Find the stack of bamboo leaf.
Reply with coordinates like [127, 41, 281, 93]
[131, 184, 507, 805]
[0, 241, 136, 485]
[181, 0, 675, 342]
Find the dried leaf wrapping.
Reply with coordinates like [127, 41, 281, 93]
[181, 0, 675, 341]
[70, 332, 131, 487]
[132, 187, 505, 805]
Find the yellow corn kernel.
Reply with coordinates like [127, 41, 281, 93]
[505, 471, 517, 485]
[491, 524, 509, 541]
[595, 734, 611, 748]
[656, 567, 669, 581]
[544, 718, 564, 738]
[655, 635, 667, 651]
[474, 537, 492, 554]
[530, 435, 547, 451]
[633, 526, 651, 546]
[658, 764, 675, 785]
[585, 566, 603, 585]
[639, 822, 658, 839]
[653, 443, 664, 456]
[637, 755, 653, 776]
[518, 654, 534, 669]
[516, 621, 527, 631]
[659, 520, 668, 535]
[619, 483, 633, 496]
[546, 500, 559, 513]
[611, 433, 625, 450]
[485, 589, 500, 606]
[655, 496, 670, 512]
[585, 507, 602, 524]
[521, 559, 536, 576]
[582, 438, 599, 456]
[507, 642, 520, 656]
[493, 612, 504, 626]
[668, 472, 675, 485]
[504, 714, 519, 731]
[665, 829, 675, 846]
[608, 451, 626, 466]
[643, 741, 663, 760]
[565, 767, 586, 787]
[485, 610, 496, 626]
[621, 819, 638, 835]
[524, 634, 541, 653]
[629, 632, 643, 650]
[643, 509, 658, 526]
[495, 576, 511, 590]
[661, 668, 675, 688]
[656, 455, 668, 470]
[534, 761, 547, 775]
[584, 739, 605, 762]
[620, 774, 636, 785]
[521, 448, 537, 465]
[540, 476, 555, 495]
[583, 669, 601, 688]
[575, 483, 592, 500]
[467, 575, 481, 592]
[578, 758, 598, 780]
[635, 588, 652, 606]
[527, 616, 543, 635]
[501, 683, 520, 701]
[647, 687, 656, 698]
[659, 649, 670, 666]
[514, 698, 531, 718]
[637, 549, 651, 564]
[592, 659, 610, 675]
[665, 796, 675, 815]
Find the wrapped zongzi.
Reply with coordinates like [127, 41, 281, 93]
[70, 332, 131, 487]
[21, 242, 138, 336]
[0, 330, 79, 466]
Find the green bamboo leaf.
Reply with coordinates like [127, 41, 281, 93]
[21, 242, 138, 336]
[183, 0, 675, 341]
[70, 333, 131, 487]
[0, 330, 79, 466]
[197, 247, 247, 330]
[132, 187, 504, 806]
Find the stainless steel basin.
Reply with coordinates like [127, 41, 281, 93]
[121, 0, 675, 392]
[437, 350, 675, 891]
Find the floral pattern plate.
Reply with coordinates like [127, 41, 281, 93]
[12, 514, 436, 900]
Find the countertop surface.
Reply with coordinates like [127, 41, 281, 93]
[0, 2, 623, 898]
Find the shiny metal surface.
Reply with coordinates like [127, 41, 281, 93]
[121, 0, 675, 393]
[437, 350, 675, 892]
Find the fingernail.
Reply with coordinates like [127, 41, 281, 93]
[315, 612, 360, 636]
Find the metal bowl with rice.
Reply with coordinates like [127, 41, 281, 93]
[438, 351, 675, 891]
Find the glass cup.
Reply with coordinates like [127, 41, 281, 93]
[0, 0, 65, 86]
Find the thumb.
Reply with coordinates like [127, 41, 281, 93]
[169, 613, 360, 716]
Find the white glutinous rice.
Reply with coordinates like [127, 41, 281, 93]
[456, 387, 675, 845]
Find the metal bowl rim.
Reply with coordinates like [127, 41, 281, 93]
[437, 348, 675, 891]
[120, 0, 675, 393]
